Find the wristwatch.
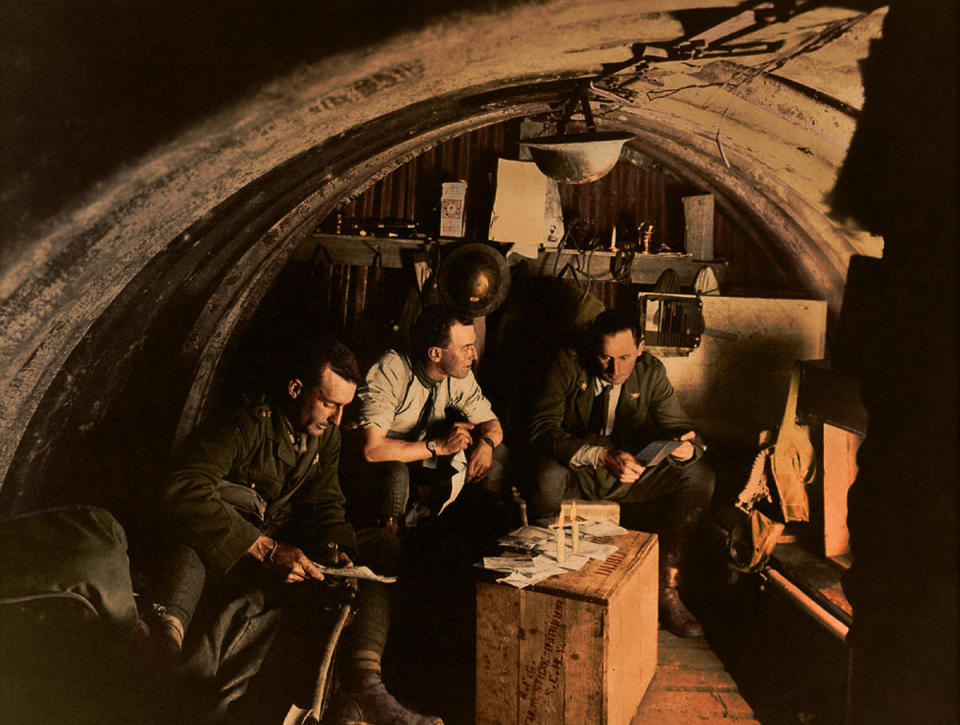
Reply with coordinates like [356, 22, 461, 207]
[425, 439, 438, 457]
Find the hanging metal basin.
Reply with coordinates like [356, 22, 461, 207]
[521, 132, 634, 184]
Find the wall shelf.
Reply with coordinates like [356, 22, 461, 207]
[297, 234, 727, 286]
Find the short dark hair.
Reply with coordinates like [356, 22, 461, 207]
[411, 304, 474, 360]
[285, 337, 361, 389]
[588, 308, 642, 350]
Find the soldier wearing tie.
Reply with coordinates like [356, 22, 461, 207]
[527, 308, 714, 637]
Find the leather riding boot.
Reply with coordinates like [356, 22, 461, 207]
[658, 564, 703, 638]
[658, 520, 704, 638]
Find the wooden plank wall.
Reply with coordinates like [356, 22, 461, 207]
[323, 117, 809, 298]
[226, 121, 821, 410]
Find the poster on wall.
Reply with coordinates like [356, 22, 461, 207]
[488, 159, 564, 251]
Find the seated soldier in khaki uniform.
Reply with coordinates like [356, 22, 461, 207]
[154, 337, 440, 724]
[527, 309, 715, 638]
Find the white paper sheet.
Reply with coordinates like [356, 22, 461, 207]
[488, 159, 549, 245]
[478, 524, 620, 585]
[437, 450, 468, 514]
[580, 520, 629, 537]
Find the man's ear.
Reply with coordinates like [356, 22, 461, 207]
[427, 346, 443, 363]
[637, 341, 645, 355]
[287, 379, 303, 399]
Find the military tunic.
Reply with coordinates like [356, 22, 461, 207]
[165, 399, 356, 575]
[528, 347, 703, 500]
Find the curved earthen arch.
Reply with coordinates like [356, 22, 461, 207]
[0, 2, 882, 508]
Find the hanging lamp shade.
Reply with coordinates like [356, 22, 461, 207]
[520, 131, 634, 184]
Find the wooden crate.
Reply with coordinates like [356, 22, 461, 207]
[571, 500, 620, 524]
[476, 530, 658, 725]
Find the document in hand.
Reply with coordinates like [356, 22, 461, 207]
[310, 564, 397, 584]
[636, 440, 683, 467]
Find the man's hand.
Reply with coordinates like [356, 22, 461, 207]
[669, 430, 701, 462]
[466, 439, 494, 483]
[435, 421, 474, 456]
[598, 448, 647, 482]
[248, 536, 325, 583]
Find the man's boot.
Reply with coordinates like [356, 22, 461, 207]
[658, 526, 704, 638]
[322, 670, 443, 725]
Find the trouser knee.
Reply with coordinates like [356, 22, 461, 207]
[355, 526, 402, 577]
[356, 460, 410, 521]
[677, 459, 715, 501]
[531, 457, 576, 520]
[671, 459, 715, 528]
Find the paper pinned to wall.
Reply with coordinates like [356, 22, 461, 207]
[488, 159, 563, 247]
[440, 181, 467, 237]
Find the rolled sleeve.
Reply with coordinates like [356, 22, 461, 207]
[357, 350, 410, 431]
[570, 444, 603, 468]
[453, 372, 496, 424]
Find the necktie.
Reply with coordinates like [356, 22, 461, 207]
[588, 384, 611, 436]
[415, 384, 438, 439]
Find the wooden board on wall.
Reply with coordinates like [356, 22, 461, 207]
[823, 423, 863, 559]
[654, 296, 827, 446]
[683, 194, 715, 260]
[296, 233, 727, 286]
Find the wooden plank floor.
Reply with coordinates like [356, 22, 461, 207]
[631, 631, 761, 723]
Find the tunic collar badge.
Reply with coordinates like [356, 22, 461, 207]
[579, 382, 588, 391]
[630, 392, 639, 399]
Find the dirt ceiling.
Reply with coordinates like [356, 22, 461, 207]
[0, 0, 913, 499]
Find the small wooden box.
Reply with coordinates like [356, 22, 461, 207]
[476, 530, 658, 724]
[538, 500, 621, 527]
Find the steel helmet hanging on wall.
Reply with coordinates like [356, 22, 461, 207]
[436, 243, 511, 317]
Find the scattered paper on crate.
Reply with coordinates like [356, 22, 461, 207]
[579, 520, 628, 537]
[478, 523, 621, 588]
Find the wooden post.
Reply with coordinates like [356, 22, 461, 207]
[682, 194, 714, 260]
